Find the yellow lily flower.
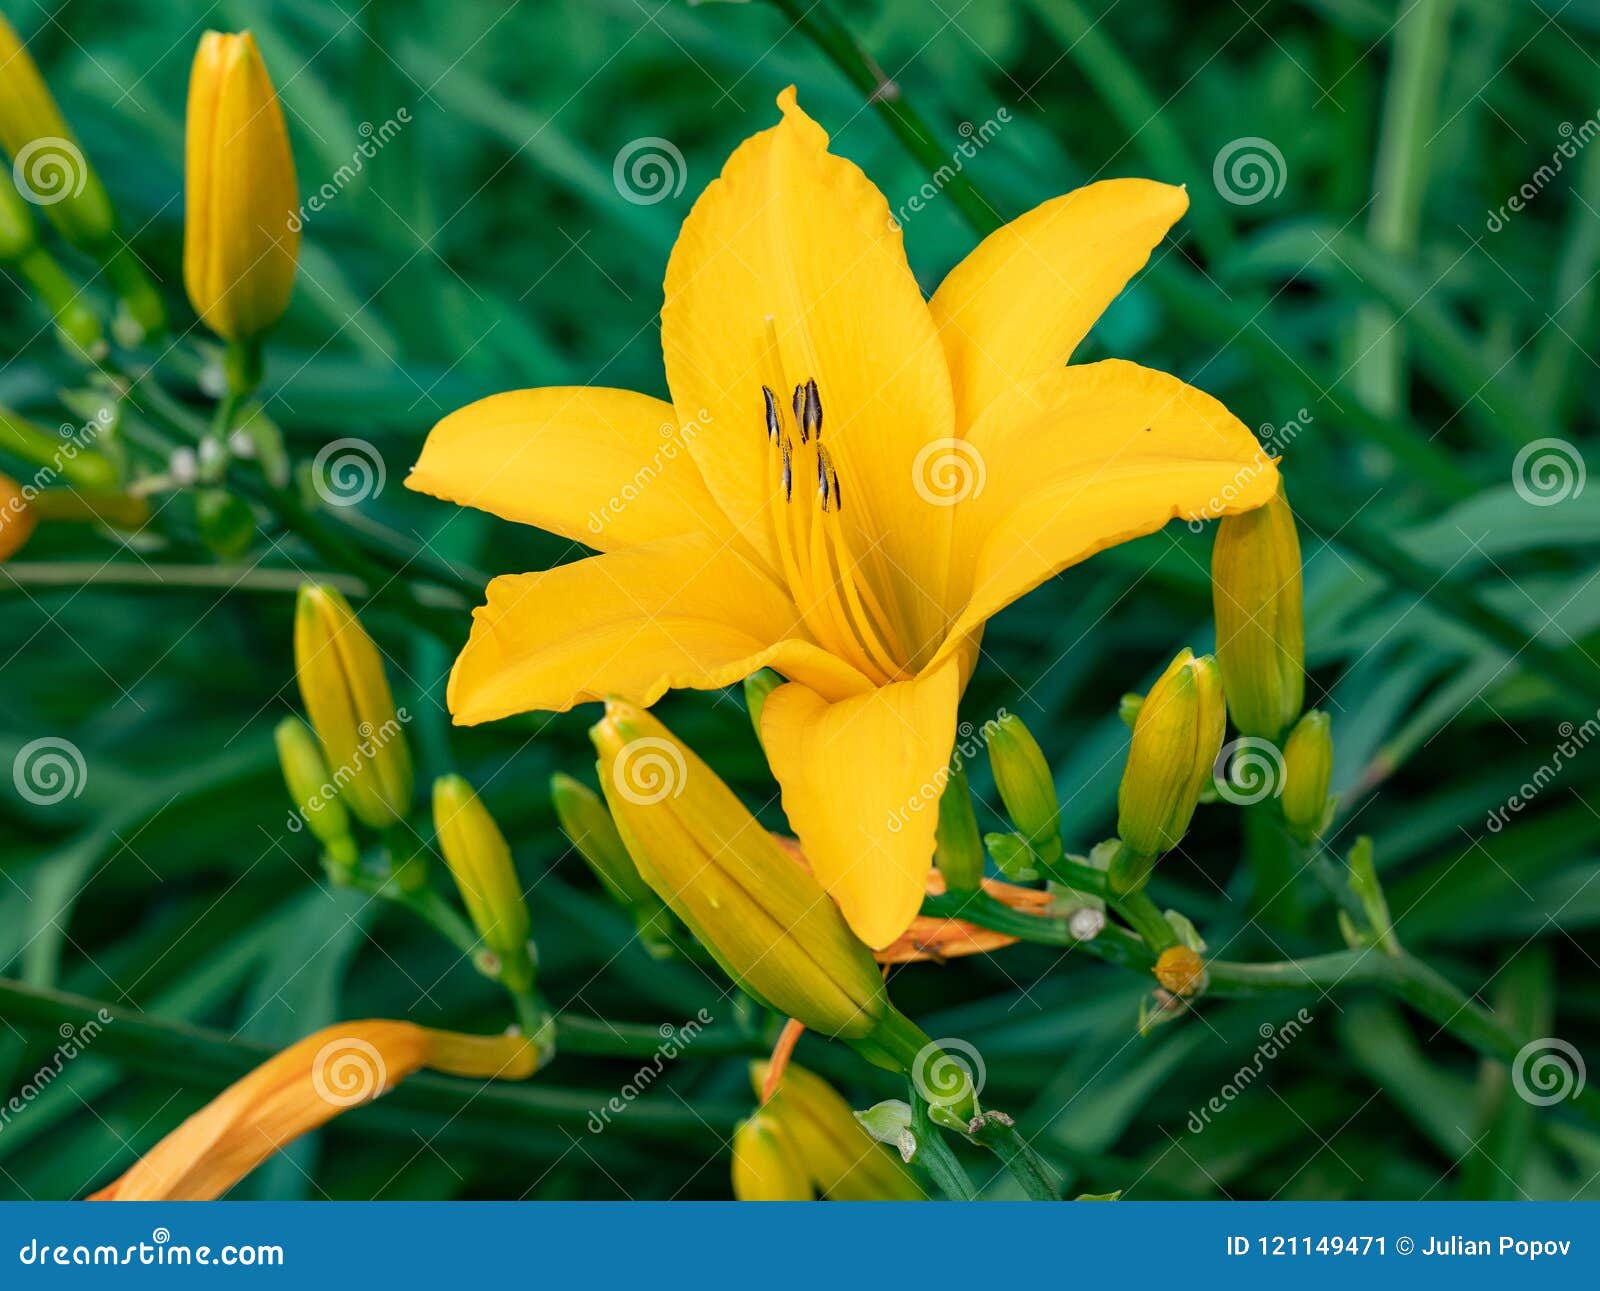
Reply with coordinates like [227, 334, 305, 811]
[91, 1020, 539, 1200]
[407, 88, 1278, 948]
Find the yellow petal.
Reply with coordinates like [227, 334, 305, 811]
[407, 387, 730, 552]
[937, 360, 1278, 659]
[759, 657, 961, 948]
[661, 87, 958, 654]
[449, 533, 871, 724]
[929, 180, 1188, 430]
[91, 1021, 538, 1201]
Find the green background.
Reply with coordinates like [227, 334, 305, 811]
[1, 0, 1598, 1200]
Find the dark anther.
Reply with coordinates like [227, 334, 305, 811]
[803, 379, 822, 440]
[762, 386, 781, 441]
[781, 437, 793, 501]
[791, 384, 807, 442]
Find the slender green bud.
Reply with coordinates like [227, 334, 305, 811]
[987, 712, 1061, 862]
[432, 775, 534, 992]
[0, 406, 118, 490]
[984, 831, 1036, 881]
[1114, 649, 1226, 890]
[550, 771, 674, 946]
[274, 717, 357, 874]
[1280, 710, 1333, 843]
[1118, 692, 1144, 729]
[933, 761, 983, 891]
[743, 668, 783, 748]
[293, 584, 413, 829]
[1212, 484, 1304, 739]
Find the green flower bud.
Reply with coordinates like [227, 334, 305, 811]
[933, 761, 983, 891]
[1118, 692, 1144, 729]
[273, 717, 357, 874]
[432, 775, 534, 992]
[1281, 710, 1333, 843]
[1115, 649, 1226, 889]
[550, 771, 675, 950]
[984, 831, 1037, 881]
[1212, 484, 1304, 740]
[987, 712, 1061, 861]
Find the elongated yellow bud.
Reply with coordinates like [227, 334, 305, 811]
[1212, 484, 1304, 740]
[987, 712, 1061, 861]
[1114, 649, 1226, 891]
[274, 717, 357, 873]
[432, 775, 534, 992]
[752, 1061, 923, 1201]
[731, 1113, 814, 1201]
[1280, 709, 1334, 843]
[591, 701, 891, 1043]
[184, 31, 299, 341]
[0, 15, 115, 250]
[0, 472, 36, 562]
[293, 584, 412, 829]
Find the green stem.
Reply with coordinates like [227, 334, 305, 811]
[921, 889, 1600, 1127]
[0, 977, 744, 1136]
[1112, 889, 1178, 952]
[767, 0, 1004, 237]
[970, 1117, 1060, 1200]
[907, 1085, 977, 1200]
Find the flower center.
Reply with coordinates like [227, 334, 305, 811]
[758, 375, 909, 685]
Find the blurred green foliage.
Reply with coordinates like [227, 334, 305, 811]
[1, 0, 1598, 1200]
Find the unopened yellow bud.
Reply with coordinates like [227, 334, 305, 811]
[273, 717, 357, 873]
[0, 15, 115, 250]
[551, 773, 653, 910]
[1281, 710, 1334, 843]
[432, 776, 534, 991]
[591, 702, 891, 1043]
[933, 761, 984, 891]
[731, 1113, 814, 1201]
[1213, 484, 1304, 740]
[0, 472, 36, 562]
[1115, 649, 1226, 887]
[753, 1061, 923, 1201]
[987, 713, 1061, 861]
[1154, 944, 1207, 997]
[293, 584, 412, 829]
[184, 31, 299, 341]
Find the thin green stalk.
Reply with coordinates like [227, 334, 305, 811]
[919, 889, 1600, 1127]
[908, 1086, 977, 1200]
[970, 1117, 1060, 1200]
[1111, 888, 1178, 952]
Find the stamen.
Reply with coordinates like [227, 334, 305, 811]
[762, 386, 781, 441]
[817, 444, 838, 514]
[780, 436, 793, 502]
[803, 379, 822, 440]
[791, 384, 807, 443]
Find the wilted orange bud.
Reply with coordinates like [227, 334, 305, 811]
[0, 472, 36, 561]
[1154, 944, 1206, 997]
[184, 31, 299, 341]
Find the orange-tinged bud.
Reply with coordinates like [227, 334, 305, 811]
[184, 31, 299, 341]
[1154, 944, 1206, 997]
[0, 472, 36, 561]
